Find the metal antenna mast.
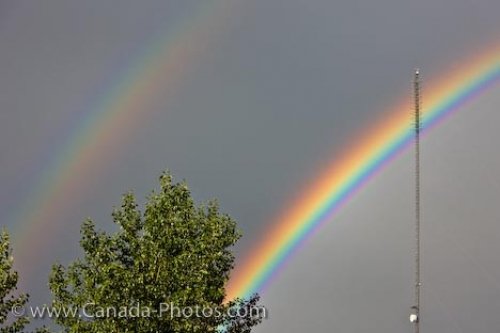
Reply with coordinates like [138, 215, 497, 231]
[410, 69, 422, 333]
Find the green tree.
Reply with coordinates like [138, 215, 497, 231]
[0, 230, 29, 332]
[48, 172, 262, 332]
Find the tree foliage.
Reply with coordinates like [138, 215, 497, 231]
[48, 172, 262, 332]
[0, 230, 29, 332]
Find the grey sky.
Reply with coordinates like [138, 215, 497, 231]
[1, 0, 500, 331]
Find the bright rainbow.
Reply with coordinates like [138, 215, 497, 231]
[6, 2, 499, 304]
[227, 45, 500, 300]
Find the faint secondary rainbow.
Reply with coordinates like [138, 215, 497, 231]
[11, 0, 237, 280]
[227, 45, 500, 300]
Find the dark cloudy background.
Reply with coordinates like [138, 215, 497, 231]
[1, 0, 500, 332]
